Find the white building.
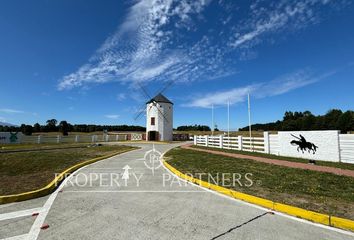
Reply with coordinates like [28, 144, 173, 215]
[146, 93, 173, 141]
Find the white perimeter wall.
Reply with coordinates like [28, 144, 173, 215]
[277, 131, 340, 162]
[195, 130, 354, 164]
[0, 132, 23, 144]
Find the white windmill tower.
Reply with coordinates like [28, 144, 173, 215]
[134, 82, 174, 141]
[146, 93, 173, 141]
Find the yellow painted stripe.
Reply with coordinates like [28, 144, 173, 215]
[163, 160, 354, 232]
[0, 149, 134, 204]
[273, 203, 329, 225]
[331, 216, 354, 232]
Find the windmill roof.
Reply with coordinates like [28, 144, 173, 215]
[146, 93, 173, 105]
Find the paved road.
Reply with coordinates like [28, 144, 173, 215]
[0, 143, 353, 240]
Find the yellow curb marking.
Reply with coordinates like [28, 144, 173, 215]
[163, 160, 354, 232]
[0, 148, 135, 204]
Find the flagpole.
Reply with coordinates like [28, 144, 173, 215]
[248, 93, 252, 151]
[227, 100, 230, 138]
[211, 104, 214, 136]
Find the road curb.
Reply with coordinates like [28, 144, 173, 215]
[163, 161, 354, 232]
[0, 149, 135, 205]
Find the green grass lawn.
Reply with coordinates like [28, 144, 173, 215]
[0, 144, 137, 195]
[0, 143, 97, 151]
[165, 147, 354, 220]
[192, 145, 354, 171]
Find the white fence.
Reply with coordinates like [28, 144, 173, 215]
[194, 135, 265, 153]
[194, 131, 354, 164]
[339, 134, 354, 163]
[20, 134, 131, 144]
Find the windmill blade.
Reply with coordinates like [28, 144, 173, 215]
[137, 81, 152, 99]
[156, 105, 169, 123]
[134, 110, 145, 121]
[134, 104, 147, 121]
[155, 80, 174, 95]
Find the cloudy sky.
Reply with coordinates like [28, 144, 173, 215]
[0, 0, 354, 129]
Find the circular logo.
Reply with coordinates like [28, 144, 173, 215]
[142, 147, 162, 174]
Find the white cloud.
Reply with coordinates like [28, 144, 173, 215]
[0, 108, 24, 114]
[229, 0, 335, 48]
[184, 85, 256, 108]
[185, 69, 335, 108]
[58, 0, 344, 90]
[0, 116, 6, 122]
[58, 0, 211, 90]
[116, 93, 127, 101]
[105, 114, 120, 119]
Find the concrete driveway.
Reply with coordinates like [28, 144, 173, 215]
[0, 142, 353, 240]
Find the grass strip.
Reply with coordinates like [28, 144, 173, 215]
[165, 147, 354, 220]
[192, 145, 354, 171]
[0, 144, 137, 195]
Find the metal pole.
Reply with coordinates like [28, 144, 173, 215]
[211, 104, 214, 136]
[248, 93, 253, 151]
[227, 100, 230, 138]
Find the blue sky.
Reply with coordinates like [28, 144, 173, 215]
[0, 0, 354, 130]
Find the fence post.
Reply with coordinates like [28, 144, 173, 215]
[337, 130, 341, 163]
[56, 135, 60, 143]
[37, 135, 41, 144]
[205, 135, 209, 147]
[75, 135, 79, 143]
[219, 135, 223, 148]
[238, 136, 243, 151]
[91, 135, 94, 143]
[116, 135, 119, 141]
[194, 135, 197, 145]
[263, 132, 270, 154]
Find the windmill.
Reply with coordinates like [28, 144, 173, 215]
[134, 81, 174, 141]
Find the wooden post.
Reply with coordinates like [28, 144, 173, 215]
[264, 132, 270, 154]
[238, 136, 243, 151]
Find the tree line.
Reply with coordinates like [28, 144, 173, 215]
[0, 119, 146, 136]
[239, 109, 354, 133]
[176, 124, 211, 131]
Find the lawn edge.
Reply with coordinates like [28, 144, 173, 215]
[0, 147, 137, 204]
[163, 160, 354, 232]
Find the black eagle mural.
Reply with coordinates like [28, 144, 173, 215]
[290, 134, 318, 154]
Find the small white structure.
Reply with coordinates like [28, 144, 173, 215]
[146, 93, 173, 141]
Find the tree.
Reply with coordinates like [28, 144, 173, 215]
[324, 109, 343, 130]
[301, 111, 315, 130]
[240, 109, 354, 132]
[33, 123, 41, 132]
[59, 121, 69, 136]
[336, 111, 354, 133]
[283, 111, 294, 121]
[20, 124, 33, 135]
[176, 125, 211, 131]
[46, 119, 58, 131]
